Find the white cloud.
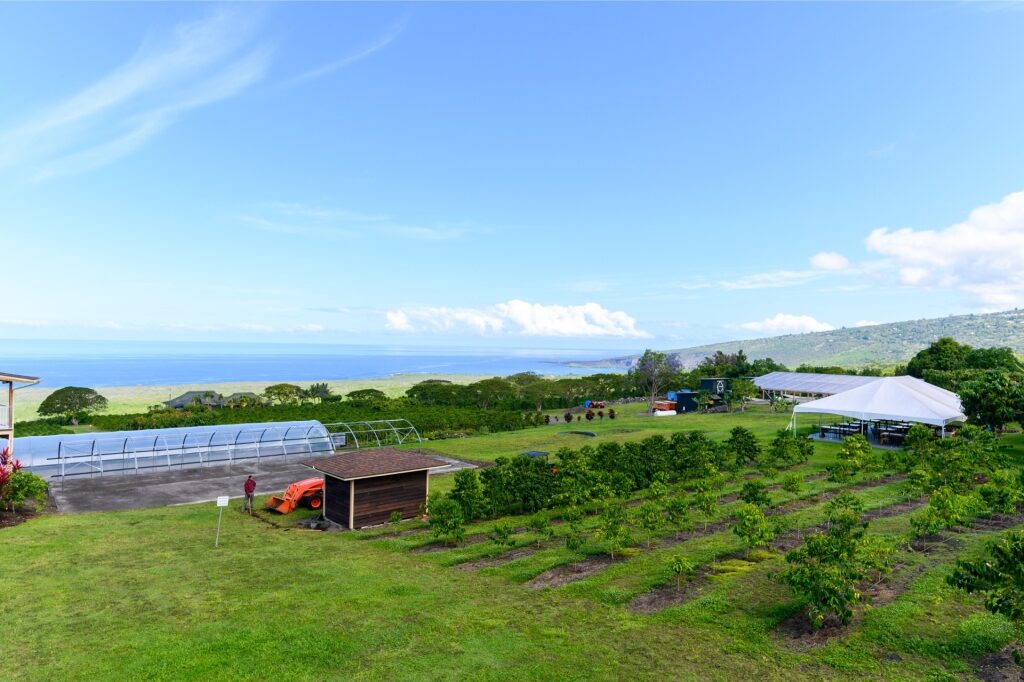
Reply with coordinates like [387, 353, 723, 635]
[385, 300, 650, 338]
[385, 310, 414, 332]
[295, 323, 325, 333]
[854, 320, 881, 328]
[866, 190, 1024, 308]
[736, 313, 835, 335]
[810, 251, 850, 271]
[1, 8, 270, 179]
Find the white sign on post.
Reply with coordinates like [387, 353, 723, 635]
[215, 496, 230, 547]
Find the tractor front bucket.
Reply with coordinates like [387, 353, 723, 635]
[265, 495, 295, 514]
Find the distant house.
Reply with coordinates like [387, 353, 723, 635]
[224, 392, 262, 407]
[164, 391, 225, 410]
[1, 371, 40, 453]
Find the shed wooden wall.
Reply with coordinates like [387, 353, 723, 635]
[352, 471, 427, 528]
[324, 475, 351, 527]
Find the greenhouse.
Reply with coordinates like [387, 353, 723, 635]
[16, 420, 335, 479]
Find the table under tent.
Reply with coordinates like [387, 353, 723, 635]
[789, 376, 966, 447]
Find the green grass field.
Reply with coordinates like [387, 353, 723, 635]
[3, 408, 1023, 680]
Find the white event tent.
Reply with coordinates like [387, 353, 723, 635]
[791, 375, 966, 432]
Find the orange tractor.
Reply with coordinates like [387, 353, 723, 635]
[265, 478, 324, 514]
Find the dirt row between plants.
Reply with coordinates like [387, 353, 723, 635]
[626, 496, 931, 614]
[410, 470, 877, 554]
[527, 481, 917, 592]
[458, 475, 914, 585]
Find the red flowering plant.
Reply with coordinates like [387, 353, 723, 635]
[0, 446, 47, 512]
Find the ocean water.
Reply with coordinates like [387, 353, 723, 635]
[0, 340, 623, 387]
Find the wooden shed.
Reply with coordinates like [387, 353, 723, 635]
[305, 449, 447, 529]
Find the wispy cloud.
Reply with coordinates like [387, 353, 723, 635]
[235, 214, 359, 238]
[1, 8, 272, 180]
[867, 141, 898, 158]
[289, 15, 408, 85]
[237, 201, 476, 241]
[719, 269, 824, 290]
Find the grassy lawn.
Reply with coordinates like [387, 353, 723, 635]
[3, 409, 1023, 680]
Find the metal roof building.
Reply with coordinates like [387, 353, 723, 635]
[754, 371, 881, 397]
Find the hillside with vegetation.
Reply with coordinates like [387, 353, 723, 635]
[581, 309, 1024, 370]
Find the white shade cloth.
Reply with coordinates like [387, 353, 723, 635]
[792, 376, 965, 427]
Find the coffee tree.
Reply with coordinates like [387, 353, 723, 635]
[726, 426, 761, 468]
[732, 503, 775, 552]
[948, 530, 1024, 662]
[739, 480, 771, 508]
[778, 496, 888, 627]
[429, 495, 466, 546]
[596, 501, 632, 559]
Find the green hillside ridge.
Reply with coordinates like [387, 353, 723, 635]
[579, 309, 1024, 369]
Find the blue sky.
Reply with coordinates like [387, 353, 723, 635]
[3, 2, 1024, 353]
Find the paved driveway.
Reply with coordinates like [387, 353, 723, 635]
[51, 457, 323, 513]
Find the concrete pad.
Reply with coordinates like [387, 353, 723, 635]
[50, 453, 479, 513]
[52, 457, 322, 513]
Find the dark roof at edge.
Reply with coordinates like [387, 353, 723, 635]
[305, 448, 447, 481]
[0, 372, 40, 384]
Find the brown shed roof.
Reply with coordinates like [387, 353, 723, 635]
[305, 448, 447, 481]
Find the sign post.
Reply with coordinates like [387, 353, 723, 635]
[215, 495, 229, 548]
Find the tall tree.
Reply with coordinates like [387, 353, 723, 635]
[262, 383, 304, 405]
[630, 349, 681, 412]
[37, 387, 108, 425]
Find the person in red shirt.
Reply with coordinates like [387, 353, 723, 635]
[242, 475, 256, 513]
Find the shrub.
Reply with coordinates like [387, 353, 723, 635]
[2, 469, 48, 512]
[778, 498, 889, 628]
[449, 469, 488, 521]
[595, 500, 632, 559]
[782, 473, 803, 496]
[667, 555, 696, 589]
[633, 500, 666, 549]
[739, 480, 771, 508]
[763, 431, 811, 469]
[489, 521, 516, 549]
[428, 495, 466, 545]
[691, 491, 718, 531]
[948, 530, 1024, 662]
[527, 515, 555, 545]
[978, 470, 1024, 515]
[732, 503, 775, 551]
[726, 426, 761, 469]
